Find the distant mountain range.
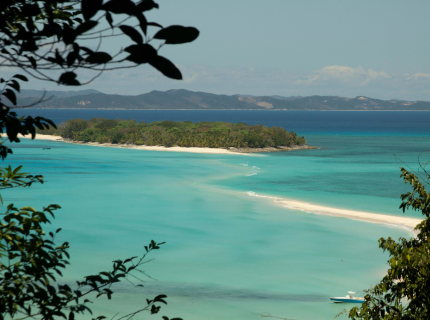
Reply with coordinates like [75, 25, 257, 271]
[14, 89, 430, 110]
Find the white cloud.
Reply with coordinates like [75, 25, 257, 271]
[295, 65, 390, 86]
[406, 73, 430, 80]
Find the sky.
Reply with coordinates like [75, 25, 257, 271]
[4, 0, 430, 100]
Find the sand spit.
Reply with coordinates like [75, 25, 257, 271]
[2, 134, 315, 155]
[247, 192, 422, 233]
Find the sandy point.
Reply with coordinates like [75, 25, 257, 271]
[247, 192, 422, 234]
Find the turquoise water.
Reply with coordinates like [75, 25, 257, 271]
[2, 130, 428, 320]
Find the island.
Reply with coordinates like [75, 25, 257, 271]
[39, 118, 314, 153]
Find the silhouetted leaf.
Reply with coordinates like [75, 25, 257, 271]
[149, 55, 182, 80]
[124, 44, 157, 64]
[55, 49, 65, 66]
[136, 13, 147, 35]
[148, 22, 163, 28]
[24, 55, 37, 68]
[2, 89, 17, 105]
[12, 74, 28, 82]
[62, 26, 76, 45]
[82, 0, 103, 21]
[106, 12, 113, 28]
[85, 52, 112, 64]
[137, 0, 159, 12]
[151, 305, 160, 314]
[154, 294, 168, 304]
[47, 56, 63, 67]
[80, 46, 94, 55]
[119, 25, 143, 44]
[67, 51, 78, 67]
[58, 72, 80, 86]
[154, 26, 199, 44]
[7, 80, 20, 92]
[22, 4, 41, 16]
[75, 20, 98, 35]
[103, 0, 135, 15]
[21, 40, 38, 51]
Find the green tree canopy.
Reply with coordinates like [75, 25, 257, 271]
[43, 118, 308, 149]
[348, 165, 430, 319]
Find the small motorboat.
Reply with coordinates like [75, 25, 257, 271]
[330, 291, 365, 303]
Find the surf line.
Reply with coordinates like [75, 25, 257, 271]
[246, 191, 422, 233]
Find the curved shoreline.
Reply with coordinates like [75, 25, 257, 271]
[3, 133, 422, 232]
[3, 133, 316, 155]
[247, 192, 422, 233]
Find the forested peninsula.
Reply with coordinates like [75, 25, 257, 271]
[42, 118, 310, 152]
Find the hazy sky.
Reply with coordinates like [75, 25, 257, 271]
[5, 1, 430, 100]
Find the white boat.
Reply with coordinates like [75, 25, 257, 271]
[330, 291, 365, 303]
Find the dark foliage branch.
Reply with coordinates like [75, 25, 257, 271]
[0, 118, 180, 319]
[0, 74, 56, 160]
[0, 165, 43, 190]
[0, 164, 44, 205]
[0, 202, 178, 320]
[0, 0, 200, 85]
[347, 167, 430, 320]
[0, 2, 199, 319]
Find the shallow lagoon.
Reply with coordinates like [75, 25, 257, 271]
[3, 111, 430, 320]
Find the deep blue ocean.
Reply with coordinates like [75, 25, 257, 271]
[4, 110, 430, 320]
[15, 109, 430, 136]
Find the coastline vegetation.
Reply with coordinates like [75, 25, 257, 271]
[1, 0, 198, 319]
[43, 118, 307, 148]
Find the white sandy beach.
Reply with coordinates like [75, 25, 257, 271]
[247, 192, 422, 233]
[83, 142, 252, 155]
[1, 133, 251, 155]
[1, 133, 64, 141]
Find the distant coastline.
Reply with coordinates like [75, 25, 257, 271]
[17, 108, 430, 111]
[15, 89, 430, 111]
